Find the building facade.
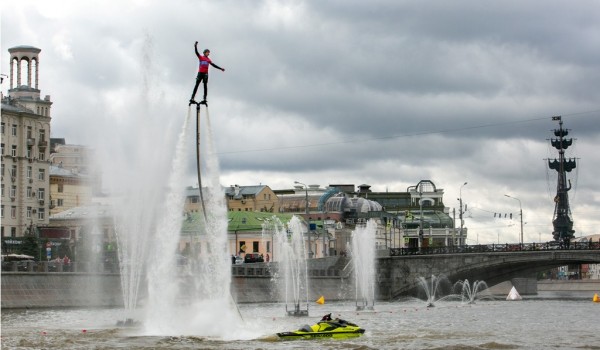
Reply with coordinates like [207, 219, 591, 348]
[49, 165, 92, 215]
[1, 46, 52, 239]
[225, 184, 279, 212]
[183, 184, 280, 214]
[49, 141, 102, 195]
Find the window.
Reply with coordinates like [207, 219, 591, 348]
[38, 188, 45, 200]
[11, 227, 16, 237]
[26, 147, 32, 158]
[1, 122, 4, 134]
[38, 169, 45, 180]
[26, 126, 32, 139]
[267, 241, 271, 253]
[57, 198, 64, 206]
[38, 208, 45, 220]
[26, 206, 32, 218]
[11, 165, 17, 177]
[1, 163, 3, 176]
[27, 166, 32, 178]
[10, 186, 16, 198]
[1, 143, 4, 155]
[1, 184, 3, 197]
[11, 145, 17, 157]
[253, 241, 259, 253]
[11, 206, 17, 219]
[39, 129, 46, 142]
[58, 184, 64, 193]
[1, 205, 3, 218]
[39, 150, 45, 161]
[239, 241, 246, 254]
[11, 124, 17, 136]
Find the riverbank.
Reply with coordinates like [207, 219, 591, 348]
[3, 269, 598, 309]
[537, 279, 600, 291]
[487, 279, 600, 297]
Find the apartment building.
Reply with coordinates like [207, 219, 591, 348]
[1, 46, 51, 238]
[49, 165, 92, 215]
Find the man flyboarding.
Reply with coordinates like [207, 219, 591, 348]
[190, 41, 225, 105]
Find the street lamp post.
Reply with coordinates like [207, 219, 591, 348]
[505, 194, 523, 245]
[458, 182, 467, 246]
[294, 181, 312, 258]
[418, 191, 424, 251]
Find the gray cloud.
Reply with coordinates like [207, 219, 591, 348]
[2, 0, 599, 244]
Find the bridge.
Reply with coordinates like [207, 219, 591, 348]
[376, 242, 600, 298]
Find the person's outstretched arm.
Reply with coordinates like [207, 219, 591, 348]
[194, 41, 200, 58]
[210, 62, 225, 71]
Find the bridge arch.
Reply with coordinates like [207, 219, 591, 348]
[377, 250, 600, 299]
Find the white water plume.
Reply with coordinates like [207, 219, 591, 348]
[351, 219, 377, 310]
[266, 216, 309, 313]
[142, 108, 193, 333]
[141, 106, 242, 337]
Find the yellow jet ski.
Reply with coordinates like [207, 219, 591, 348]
[276, 314, 365, 340]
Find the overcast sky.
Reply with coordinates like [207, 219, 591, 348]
[2, 0, 600, 244]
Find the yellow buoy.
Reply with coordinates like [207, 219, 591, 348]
[593, 293, 599, 303]
[316, 296, 325, 304]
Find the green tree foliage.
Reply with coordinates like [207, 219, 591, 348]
[20, 234, 39, 260]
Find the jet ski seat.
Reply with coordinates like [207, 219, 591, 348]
[299, 325, 313, 332]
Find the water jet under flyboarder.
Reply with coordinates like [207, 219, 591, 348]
[188, 64, 243, 323]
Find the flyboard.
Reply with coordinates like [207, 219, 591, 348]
[189, 99, 243, 321]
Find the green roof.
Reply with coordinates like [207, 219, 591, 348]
[181, 211, 296, 234]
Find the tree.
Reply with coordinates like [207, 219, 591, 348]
[20, 234, 39, 260]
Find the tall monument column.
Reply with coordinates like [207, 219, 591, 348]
[548, 116, 576, 244]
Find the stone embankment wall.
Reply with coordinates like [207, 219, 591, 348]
[5, 255, 596, 309]
[1, 257, 353, 309]
[537, 279, 600, 291]
[1, 273, 122, 308]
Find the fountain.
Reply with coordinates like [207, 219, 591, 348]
[351, 219, 377, 311]
[417, 274, 453, 307]
[263, 215, 310, 316]
[453, 279, 495, 304]
[90, 36, 242, 336]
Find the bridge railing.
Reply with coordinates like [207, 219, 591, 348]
[389, 240, 600, 256]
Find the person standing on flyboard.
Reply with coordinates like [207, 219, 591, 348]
[189, 41, 225, 105]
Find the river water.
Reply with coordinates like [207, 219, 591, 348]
[1, 292, 598, 349]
